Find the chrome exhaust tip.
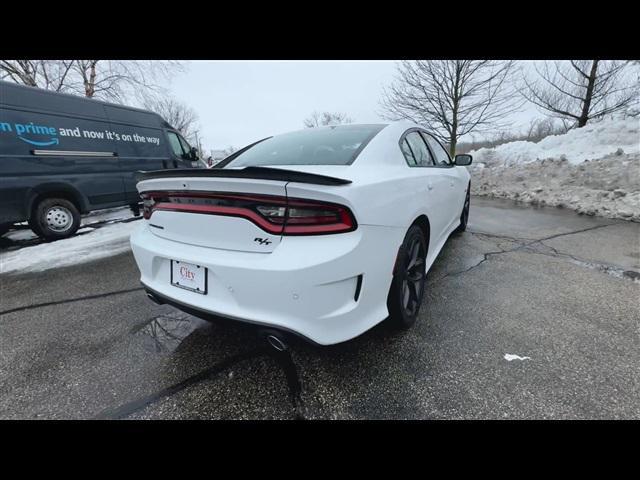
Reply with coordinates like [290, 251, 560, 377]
[266, 333, 288, 352]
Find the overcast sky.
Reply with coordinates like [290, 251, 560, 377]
[169, 61, 542, 152]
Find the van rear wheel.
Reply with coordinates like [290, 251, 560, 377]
[30, 198, 81, 240]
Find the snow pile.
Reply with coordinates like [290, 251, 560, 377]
[470, 117, 640, 166]
[471, 153, 640, 221]
[0, 220, 141, 275]
[469, 116, 640, 222]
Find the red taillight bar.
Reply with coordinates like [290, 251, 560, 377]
[141, 191, 357, 236]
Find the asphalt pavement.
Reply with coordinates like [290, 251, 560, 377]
[1, 197, 638, 419]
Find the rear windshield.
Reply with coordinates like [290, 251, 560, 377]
[225, 124, 386, 167]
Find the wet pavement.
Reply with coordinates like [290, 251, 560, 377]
[0, 197, 638, 419]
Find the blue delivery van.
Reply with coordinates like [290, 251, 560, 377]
[0, 80, 201, 239]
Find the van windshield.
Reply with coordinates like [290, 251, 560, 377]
[224, 124, 386, 167]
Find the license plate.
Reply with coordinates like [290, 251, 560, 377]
[170, 260, 207, 294]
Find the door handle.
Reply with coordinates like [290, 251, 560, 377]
[450, 180, 454, 187]
[427, 182, 433, 191]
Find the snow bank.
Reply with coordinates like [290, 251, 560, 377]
[0, 220, 141, 275]
[468, 116, 640, 221]
[470, 117, 640, 166]
[470, 153, 640, 221]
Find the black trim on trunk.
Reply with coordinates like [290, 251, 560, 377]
[135, 166, 352, 186]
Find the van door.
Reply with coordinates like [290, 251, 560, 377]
[103, 106, 171, 204]
[107, 125, 168, 203]
[0, 102, 125, 217]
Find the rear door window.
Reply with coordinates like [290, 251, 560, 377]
[403, 131, 434, 167]
[421, 132, 452, 166]
[400, 138, 417, 166]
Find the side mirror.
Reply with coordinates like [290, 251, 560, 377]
[454, 154, 472, 166]
[190, 147, 199, 161]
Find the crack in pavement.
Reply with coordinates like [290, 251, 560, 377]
[462, 230, 536, 244]
[531, 241, 640, 282]
[0, 287, 145, 317]
[532, 222, 617, 243]
[435, 222, 632, 281]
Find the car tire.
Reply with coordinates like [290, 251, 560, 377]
[30, 197, 81, 240]
[454, 187, 470, 234]
[387, 224, 428, 329]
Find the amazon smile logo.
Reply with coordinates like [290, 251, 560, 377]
[19, 136, 60, 146]
[0, 121, 59, 147]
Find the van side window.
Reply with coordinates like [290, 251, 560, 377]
[167, 132, 185, 158]
[177, 135, 192, 156]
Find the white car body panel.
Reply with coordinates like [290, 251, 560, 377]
[130, 121, 471, 345]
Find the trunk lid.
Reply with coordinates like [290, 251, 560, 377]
[139, 176, 288, 253]
[136, 167, 353, 253]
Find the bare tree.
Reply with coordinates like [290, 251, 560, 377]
[380, 60, 522, 157]
[304, 111, 353, 128]
[1, 60, 185, 105]
[0, 60, 75, 92]
[70, 60, 184, 103]
[524, 117, 571, 142]
[142, 95, 199, 142]
[521, 60, 637, 127]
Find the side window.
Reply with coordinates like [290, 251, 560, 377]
[167, 131, 186, 158]
[177, 135, 192, 156]
[421, 132, 451, 166]
[400, 138, 417, 166]
[404, 131, 434, 167]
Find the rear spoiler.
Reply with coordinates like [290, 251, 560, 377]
[136, 166, 352, 186]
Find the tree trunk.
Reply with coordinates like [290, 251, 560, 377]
[85, 61, 97, 98]
[449, 133, 457, 158]
[449, 110, 458, 158]
[578, 60, 598, 127]
[450, 63, 461, 158]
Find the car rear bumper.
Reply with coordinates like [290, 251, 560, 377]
[130, 222, 405, 345]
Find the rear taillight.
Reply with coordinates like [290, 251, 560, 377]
[140, 191, 356, 235]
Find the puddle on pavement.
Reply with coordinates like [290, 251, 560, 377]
[134, 311, 209, 353]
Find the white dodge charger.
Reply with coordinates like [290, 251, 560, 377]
[130, 121, 472, 345]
